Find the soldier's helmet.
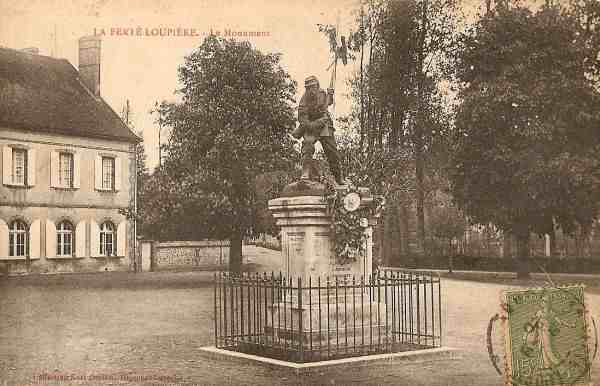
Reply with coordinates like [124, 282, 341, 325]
[304, 75, 319, 88]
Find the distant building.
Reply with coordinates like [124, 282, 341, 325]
[0, 36, 140, 275]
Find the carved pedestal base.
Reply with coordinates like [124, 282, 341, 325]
[265, 294, 389, 351]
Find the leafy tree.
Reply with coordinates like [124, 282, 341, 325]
[135, 168, 185, 240]
[119, 101, 149, 239]
[133, 131, 149, 235]
[451, 2, 600, 277]
[333, 0, 460, 254]
[428, 203, 466, 255]
[156, 36, 297, 273]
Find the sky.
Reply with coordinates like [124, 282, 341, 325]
[0, 0, 500, 171]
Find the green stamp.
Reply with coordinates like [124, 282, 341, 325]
[503, 286, 592, 386]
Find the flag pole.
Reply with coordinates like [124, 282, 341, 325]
[330, 9, 341, 120]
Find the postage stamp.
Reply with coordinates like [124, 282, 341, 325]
[502, 285, 593, 386]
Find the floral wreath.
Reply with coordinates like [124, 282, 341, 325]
[323, 177, 385, 265]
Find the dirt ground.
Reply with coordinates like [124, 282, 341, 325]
[1, 249, 599, 386]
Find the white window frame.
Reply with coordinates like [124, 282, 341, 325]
[3, 146, 35, 187]
[58, 152, 74, 188]
[9, 220, 28, 257]
[12, 148, 27, 186]
[101, 156, 115, 191]
[56, 221, 74, 257]
[99, 221, 115, 256]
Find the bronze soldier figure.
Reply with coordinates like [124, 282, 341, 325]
[292, 75, 343, 185]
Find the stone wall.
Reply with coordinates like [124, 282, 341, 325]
[151, 240, 230, 271]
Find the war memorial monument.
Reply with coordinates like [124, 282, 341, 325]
[203, 75, 443, 366]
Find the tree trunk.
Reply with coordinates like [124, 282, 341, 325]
[382, 205, 400, 266]
[359, 6, 365, 151]
[229, 229, 243, 274]
[367, 30, 375, 150]
[448, 239, 454, 273]
[415, 125, 425, 256]
[549, 226, 556, 258]
[515, 230, 530, 279]
[414, 0, 428, 257]
[377, 219, 385, 267]
[502, 231, 512, 258]
[397, 203, 407, 258]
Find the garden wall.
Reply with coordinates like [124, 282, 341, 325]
[140, 240, 230, 271]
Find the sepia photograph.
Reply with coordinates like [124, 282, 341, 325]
[0, 0, 599, 385]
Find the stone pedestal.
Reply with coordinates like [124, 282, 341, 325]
[267, 186, 386, 351]
[265, 292, 388, 348]
[268, 193, 376, 281]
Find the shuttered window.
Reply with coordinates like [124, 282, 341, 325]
[12, 149, 27, 185]
[102, 157, 115, 190]
[59, 153, 73, 188]
[9, 220, 28, 257]
[100, 221, 115, 256]
[57, 221, 73, 257]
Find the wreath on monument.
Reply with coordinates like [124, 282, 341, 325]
[324, 178, 385, 265]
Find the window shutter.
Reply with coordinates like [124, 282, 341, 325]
[50, 151, 59, 188]
[117, 220, 127, 257]
[73, 152, 81, 189]
[27, 148, 36, 186]
[2, 146, 12, 185]
[0, 219, 8, 257]
[30, 219, 40, 258]
[45, 219, 56, 258]
[90, 219, 100, 257]
[76, 220, 86, 257]
[95, 155, 102, 190]
[114, 156, 122, 191]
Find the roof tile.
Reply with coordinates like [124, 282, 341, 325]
[0, 47, 140, 143]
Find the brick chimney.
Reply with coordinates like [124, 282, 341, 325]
[78, 35, 101, 96]
[20, 47, 39, 55]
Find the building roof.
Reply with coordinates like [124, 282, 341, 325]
[0, 47, 140, 143]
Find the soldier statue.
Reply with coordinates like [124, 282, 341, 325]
[291, 75, 343, 185]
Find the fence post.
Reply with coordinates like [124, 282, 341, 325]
[298, 276, 303, 362]
[416, 273, 421, 345]
[438, 273, 442, 347]
[214, 272, 218, 346]
[240, 273, 245, 340]
[223, 272, 228, 346]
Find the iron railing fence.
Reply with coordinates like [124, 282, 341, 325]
[213, 270, 442, 363]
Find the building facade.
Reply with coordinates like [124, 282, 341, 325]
[0, 36, 140, 275]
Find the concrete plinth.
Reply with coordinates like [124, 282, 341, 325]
[199, 346, 459, 373]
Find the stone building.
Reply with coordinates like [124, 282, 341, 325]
[0, 36, 140, 275]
